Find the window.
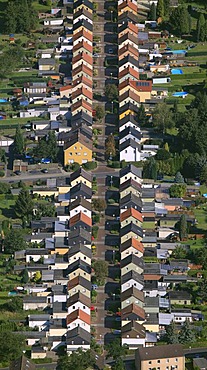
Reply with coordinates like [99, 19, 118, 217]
[166, 359, 169, 363]
[157, 360, 160, 363]
[148, 361, 152, 365]
[175, 359, 178, 362]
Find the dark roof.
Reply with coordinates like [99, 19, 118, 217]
[73, 0, 93, 10]
[66, 326, 91, 345]
[120, 178, 142, 192]
[120, 164, 142, 179]
[121, 270, 144, 286]
[119, 114, 139, 128]
[73, 19, 93, 32]
[122, 321, 145, 338]
[119, 138, 141, 152]
[120, 192, 142, 208]
[64, 131, 92, 151]
[120, 222, 143, 238]
[67, 292, 91, 308]
[68, 227, 91, 245]
[67, 258, 91, 274]
[168, 290, 191, 300]
[137, 344, 184, 361]
[118, 11, 138, 24]
[71, 111, 93, 127]
[121, 253, 144, 269]
[67, 275, 91, 291]
[121, 286, 144, 303]
[119, 102, 139, 116]
[70, 182, 92, 199]
[9, 356, 36, 370]
[119, 126, 142, 141]
[69, 197, 91, 211]
[70, 167, 92, 183]
[68, 244, 91, 259]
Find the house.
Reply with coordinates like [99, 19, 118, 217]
[60, 85, 72, 98]
[69, 213, 92, 232]
[120, 238, 144, 260]
[71, 111, 93, 128]
[67, 276, 91, 298]
[70, 182, 92, 201]
[120, 139, 141, 162]
[66, 309, 90, 332]
[168, 291, 191, 306]
[120, 193, 142, 213]
[64, 131, 92, 166]
[23, 296, 50, 311]
[38, 58, 56, 71]
[120, 164, 142, 185]
[9, 356, 36, 370]
[24, 82, 47, 95]
[70, 167, 92, 188]
[135, 344, 185, 370]
[73, 0, 93, 14]
[121, 270, 144, 292]
[122, 321, 146, 349]
[120, 208, 143, 228]
[28, 314, 50, 331]
[31, 346, 47, 360]
[121, 286, 144, 309]
[67, 292, 91, 315]
[120, 222, 143, 243]
[120, 178, 142, 199]
[66, 326, 91, 353]
[69, 197, 92, 218]
[67, 259, 91, 281]
[119, 127, 142, 144]
[68, 227, 91, 246]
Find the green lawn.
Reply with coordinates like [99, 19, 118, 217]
[193, 207, 207, 231]
[0, 195, 19, 222]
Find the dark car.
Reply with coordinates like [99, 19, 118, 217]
[15, 170, 21, 175]
[42, 169, 48, 173]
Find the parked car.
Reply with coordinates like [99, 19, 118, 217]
[108, 48, 113, 54]
[92, 284, 98, 290]
[42, 169, 48, 173]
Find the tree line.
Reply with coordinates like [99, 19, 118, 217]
[5, 0, 38, 34]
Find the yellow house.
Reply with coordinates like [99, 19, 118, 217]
[64, 131, 92, 166]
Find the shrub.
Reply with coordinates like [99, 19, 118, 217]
[83, 161, 97, 170]
[0, 171, 5, 177]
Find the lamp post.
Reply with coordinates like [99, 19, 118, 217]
[110, 10, 113, 22]
[112, 250, 115, 264]
[110, 72, 112, 81]
[111, 101, 114, 114]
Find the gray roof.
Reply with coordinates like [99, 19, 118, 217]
[193, 358, 207, 370]
[120, 164, 142, 179]
[168, 290, 191, 300]
[137, 344, 184, 361]
[38, 58, 55, 65]
[66, 326, 91, 345]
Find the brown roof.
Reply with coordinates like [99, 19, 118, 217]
[73, 28, 93, 42]
[119, 66, 139, 80]
[72, 52, 93, 66]
[60, 84, 72, 92]
[119, 22, 138, 37]
[66, 309, 90, 325]
[119, 79, 152, 93]
[69, 212, 92, 227]
[73, 40, 93, 53]
[119, 44, 139, 60]
[144, 274, 162, 281]
[118, 0, 137, 13]
[67, 292, 91, 308]
[64, 131, 92, 151]
[119, 33, 138, 48]
[73, 75, 93, 89]
[121, 286, 144, 303]
[9, 356, 36, 370]
[137, 344, 184, 361]
[120, 238, 144, 254]
[119, 90, 140, 104]
[71, 99, 92, 113]
[120, 208, 143, 223]
[72, 87, 93, 100]
[122, 321, 145, 338]
[120, 178, 142, 192]
[121, 303, 145, 320]
[72, 64, 93, 78]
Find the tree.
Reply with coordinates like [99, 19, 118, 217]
[0, 331, 25, 362]
[4, 296, 23, 312]
[105, 135, 116, 158]
[143, 157, 157, 180]
[112, 358, 125, 370]
[169, 184, 186, 198]
[137, 103, 148, 125]
[4, 229, 26, 253]
[171, 246, 187, 259]
[92, 199, 107, 212]
[47, 131, 58, 162]
[153, 102, 173, 134]
[106, 338, 128, 361]
[5, 0, 38, 33]
[95, 105, 105, 121]
[179, 320, 195, 344]
[200, 165, 207, 183]
[179, 214, 188, 241]
[34, 271, 41, 283]
[156, 0, 164, 19]
[34, 203, 56, 219]
[156, 148, 171, 160]
[169, 6, 191, 36]
[0, 182, 10, 194]
[165, 321, 179, 344]
[197, 13, 206, 42]
[93, 260, 108, 285]
[105, 84, 118, 101]
[15, 188, 33, 225]
[148, 2, 156, 21]
[21, 268, 29, 284]
[57, 349, 96, 370]
[175, 172, 185, 183]
[13, 125, 24, 157]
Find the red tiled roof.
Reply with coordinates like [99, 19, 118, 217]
[69, 212, 92, 227]
[66, 309, 91, 325]
[120, 208, 143, 223]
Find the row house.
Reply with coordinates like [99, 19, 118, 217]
[119, 164, 146, 349]
[63, 0, 94, 166]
